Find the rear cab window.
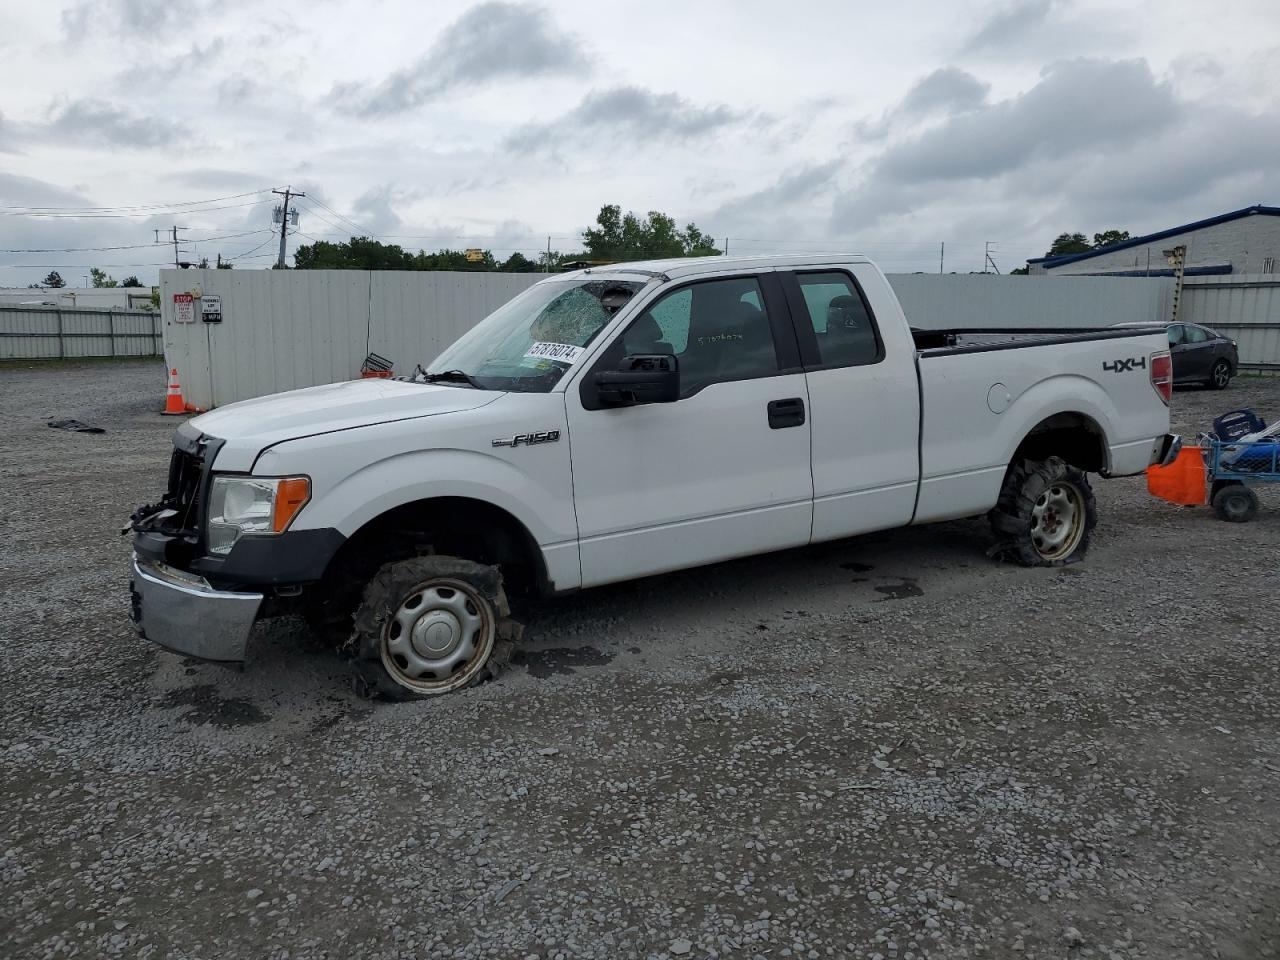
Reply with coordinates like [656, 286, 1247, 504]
[782, 270, 884, 368]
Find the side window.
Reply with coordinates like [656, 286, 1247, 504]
[1167, 325, 1185, 346]
[1184, 325, 1209, 343]
[794, 272, 883, 367]
[643, 288, 690, 352]
[620, 276, 780, 398]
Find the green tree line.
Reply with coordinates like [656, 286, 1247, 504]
[292, 204, 721, 272]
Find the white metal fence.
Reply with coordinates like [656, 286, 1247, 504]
[888, 274, 1172, 330]
[160, 269, 543, 409]
[158, 268, 1185, 408]
[1180, 275, 1280, 375]
[0, 306, 161, 360]
[10, 270, 1272, 399]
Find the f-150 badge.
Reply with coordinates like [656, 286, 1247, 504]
[492, 430, 561, 448]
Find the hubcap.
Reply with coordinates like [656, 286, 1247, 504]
[381, 579, 494, 693]
[1030, 484, 1085, 561]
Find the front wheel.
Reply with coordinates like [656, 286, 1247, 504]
[348, 556, 519, 699]
[989, 456, 1097, 566]
[1209, 360, 1231, 390]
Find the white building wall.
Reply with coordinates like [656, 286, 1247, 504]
[1030, 213, 1280, 276]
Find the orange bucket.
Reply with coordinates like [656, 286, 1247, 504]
[1146, 445, 1206, 505]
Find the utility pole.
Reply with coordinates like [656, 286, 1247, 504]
[939, 241, 944, 274]
[155, 226, 187, 267]
[724, 237, 729, 256]
[984, 241, 1001, 275]
[272, 186, 305, 269]
[545, 236, 551, 273]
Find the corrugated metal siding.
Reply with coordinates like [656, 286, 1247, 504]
[886, 274, 1172, 329]
[368, 272, 541, 371]
[1181, 275, 1280, 375]
[0, 307, 161, 359]
[159, 268, 1280, 408]
[161, 269, 543, 409]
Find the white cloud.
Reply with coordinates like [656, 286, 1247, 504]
[0, 0, 1277, 284]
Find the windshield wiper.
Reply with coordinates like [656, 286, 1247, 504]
[417, 368, 484, 389]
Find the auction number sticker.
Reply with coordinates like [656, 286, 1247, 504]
[524, 342, 585, 364]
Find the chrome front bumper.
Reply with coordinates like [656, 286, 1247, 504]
[129, 554, 263, 663]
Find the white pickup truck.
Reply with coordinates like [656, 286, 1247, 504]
[130, 255, 1178, 698]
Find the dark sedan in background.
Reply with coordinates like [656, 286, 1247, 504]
[1117, 322, 1239, 389]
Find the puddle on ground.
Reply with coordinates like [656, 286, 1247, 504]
[160, 684, 267, 728]
[840, 561, 876, 573]
[513, 647, 613, 678]
[874, 578, 924, 602]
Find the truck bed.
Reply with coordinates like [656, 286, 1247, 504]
[908, 323, 1170, 526]
[912, 324, 1165, 355]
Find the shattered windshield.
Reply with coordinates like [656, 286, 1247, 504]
[425, 278, 644, 392]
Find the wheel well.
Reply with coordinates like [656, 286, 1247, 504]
[321, 497, 549, 599]
[1012, 413, 1108, 473]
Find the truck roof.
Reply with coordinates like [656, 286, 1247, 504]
[545, 253, 871, 283]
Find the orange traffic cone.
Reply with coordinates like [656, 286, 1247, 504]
[162, 368, 187, 415]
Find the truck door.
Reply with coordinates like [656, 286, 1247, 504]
[565, 272, 813, 588]
[779, 267, 921, 542]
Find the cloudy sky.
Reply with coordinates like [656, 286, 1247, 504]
[2, 0, 1278, 285]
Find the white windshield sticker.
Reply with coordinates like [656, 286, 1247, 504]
[524, 342, 585, 364]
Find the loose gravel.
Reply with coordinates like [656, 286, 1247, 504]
[2, 359, 1278, 960]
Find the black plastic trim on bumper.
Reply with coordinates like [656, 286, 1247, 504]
[1153, 433, 1182, 467]
[190, 527, 347, 587]
[133, 526, 345, 589]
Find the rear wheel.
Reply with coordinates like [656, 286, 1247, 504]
[989, 456, 1097, 566]
[1212, 482, 1258, 522]
[348, 555, 519, 699]
[1210, 360, 1231, 390]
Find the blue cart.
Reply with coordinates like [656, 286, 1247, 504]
[1203, 410, 1280, 522]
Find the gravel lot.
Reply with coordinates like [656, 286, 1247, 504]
[2, 359, 1278, 960]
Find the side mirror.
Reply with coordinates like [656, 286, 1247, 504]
[593, 354, 679, 407]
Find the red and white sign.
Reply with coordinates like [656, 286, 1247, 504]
[173, 293, 195, 324]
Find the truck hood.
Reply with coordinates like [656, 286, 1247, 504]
[189, 379, 502, 472]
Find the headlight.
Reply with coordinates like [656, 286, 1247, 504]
[207, 476, 310, 556]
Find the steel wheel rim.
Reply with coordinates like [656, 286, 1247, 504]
[1214, 363, 1229, 388]
[380, 578, 495, 694]
[1030, 484, 1085, 561]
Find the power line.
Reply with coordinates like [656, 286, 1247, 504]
[225, 231, 279, 262]
[291, 203, 354, 238]
[304, 196, 377, 238]
[0, 189, 277, 213]
[0, 198, 277, 219]
[0, 261, 177, 269]
[1, 229, 273, 254]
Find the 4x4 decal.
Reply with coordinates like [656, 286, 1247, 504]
[1103, 356, 1147, 373]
